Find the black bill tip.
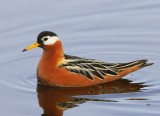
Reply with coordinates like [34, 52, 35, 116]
[22, 49, 27, 52]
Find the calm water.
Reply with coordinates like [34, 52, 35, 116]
[0, 0, 160, 116]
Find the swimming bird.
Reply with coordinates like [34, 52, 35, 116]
[23, 31, 153, 87]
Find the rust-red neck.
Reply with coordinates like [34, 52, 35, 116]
[42, 40, 64, 66]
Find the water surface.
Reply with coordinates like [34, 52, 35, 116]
[0, 0, 160, 116]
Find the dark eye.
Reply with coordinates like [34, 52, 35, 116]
[43, 38, 48, 41]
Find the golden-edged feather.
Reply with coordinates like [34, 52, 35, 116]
[59, 54, 153, 80]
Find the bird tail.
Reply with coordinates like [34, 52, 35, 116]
[116, 59, 153, 70]
[116, 59, 153, 78]
[136, 59, 153, 68]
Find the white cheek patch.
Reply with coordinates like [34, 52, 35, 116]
[42, 36, 59, 45]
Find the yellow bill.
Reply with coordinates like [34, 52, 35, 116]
[22, 42, 40, 52]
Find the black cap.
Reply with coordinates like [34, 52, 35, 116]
[37, 31, 57, 43]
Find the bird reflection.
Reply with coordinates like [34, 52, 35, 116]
[37, 79, 145, 116]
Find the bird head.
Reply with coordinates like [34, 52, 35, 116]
[23, 31, 59, 52]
